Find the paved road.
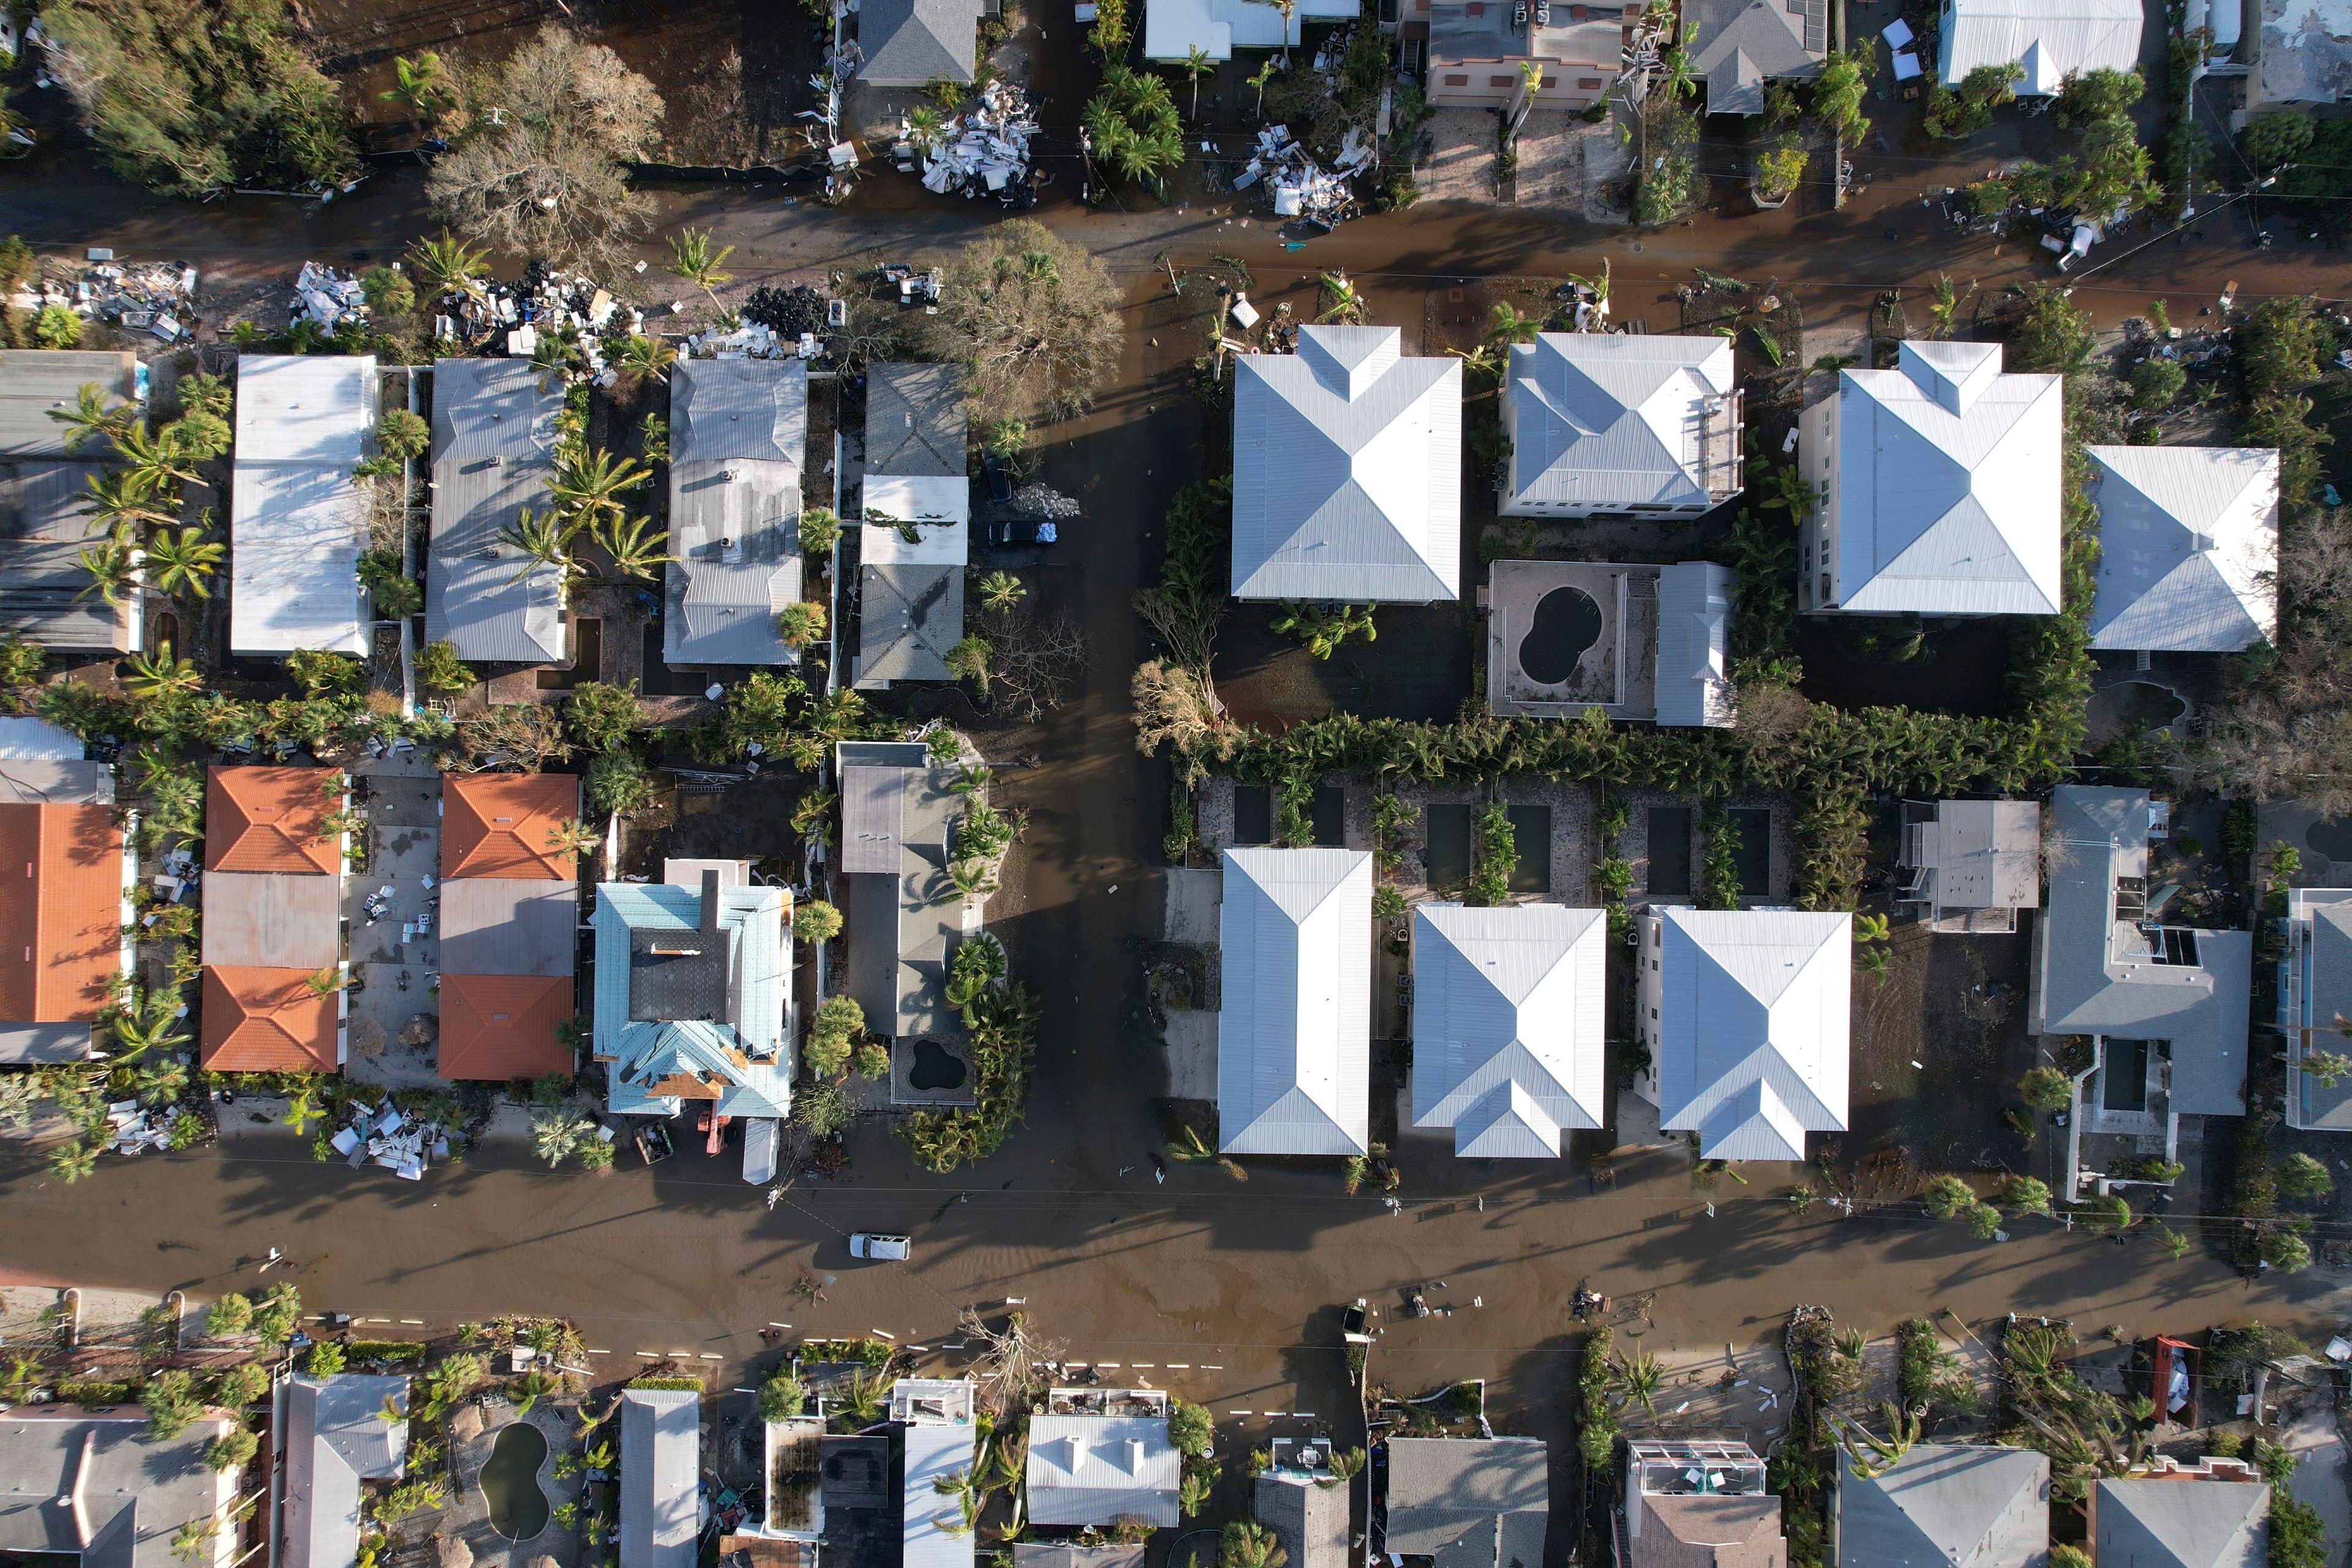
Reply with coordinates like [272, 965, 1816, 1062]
[3, 124, 2348, 1457]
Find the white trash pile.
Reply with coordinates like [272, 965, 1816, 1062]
[909, 79, 1041, 197]
[682, 319, 821, 361]
[328, 1099, 454, 1182]
[432, 266, 639, 358]
[1010, 484, 1081, 520]
[1232, 124, 1362, 227]
[290, 260, 369, 333]
[11, 256, 198, 342]
[104, 1099, 194, 1155]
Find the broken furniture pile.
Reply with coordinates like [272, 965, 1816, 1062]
[429, 264, 638, 359]
[13, 254, 198, 343]
[102, 1100, 194, 1155]
[328, 1099, 455, 1182]
[903, 79, 1041, 200]
[1234, 124, 1368, 227]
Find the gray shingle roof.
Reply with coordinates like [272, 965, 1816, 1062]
[1232, 326, 1461, 603]
[857, 562, 962, 685]
[429, 358, 564, 663]
[666, 360, 807, 668]
[1686, 0, 1826, 113]
[0, 461, 133, 650]
[0, 350, 138, 461]
[282, 1374, 409, 1568]
[2094, 1478, 2268, 1568]
[2086, 445, 2277, 652]
[867, 365, 967, 475]
[835, 740, 963, 1039]
[621, 1389, 700, 1568]
[2038, 786, 2252, 1115]
[1382, 1438, 1548, 1568]
[1832, 1445, 2047, 1568]
[1256, 1474, 1349, 1568]
[857, 0, 983, 83]
[0, 1405, 234, 1568]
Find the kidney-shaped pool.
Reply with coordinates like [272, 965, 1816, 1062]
[481, 1421, 551, 1542]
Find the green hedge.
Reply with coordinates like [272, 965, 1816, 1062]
[626, 1376, 705, 1391]
[344, 1340, 428, 1363]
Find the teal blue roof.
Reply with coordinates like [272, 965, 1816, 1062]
[594, 882, 790, 1119]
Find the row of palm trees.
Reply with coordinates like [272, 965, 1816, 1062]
[54, 375, 235, 612]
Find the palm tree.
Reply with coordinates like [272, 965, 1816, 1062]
[405, 232, 489, 301]
[1484, 301, 1542, 349]
[110, 991, 190, 1061]
[122, 644, 203, 703]
[1566, 258, 1613, 328]
[545, 818, 605, 857]
[1926, 274, 1977, 339]
[302, 967, 347, 998]
[905, 105, 948, 157]
[552, 450, 652, 533]
[667, 228, 736, 306]
[1606, 1348, 1665, 1414]
[78, 468, 172, 537]
[49, 1139, 99, 1183]
[1316, 271, 1366, 324]
[931, 1469, 981, 1537]
[48, 382, 132, 454]
[500, 506, 578, 582]
[840, 1369, 888, 1423]
[1219, 1520, 1287, 1568]
[379, 53, 456, 125]
[590, 511, 674, 582]
[611, 333, 679, 391]
[75, 541, 138, 608]
[1660, 45, 1697, 100]
[144, 526, 224, 600]
[1169, 1125, 1248, 1182]
[976, 570, 1025, 614]
[1248, 57, 1280, 118]
[110, 421, 202, 494]
[776, 601, 828, 650]
[1272, 0, 1299, 61]
[1181, 45, 1214, 117]
[1830, 1401, 1923, 1480]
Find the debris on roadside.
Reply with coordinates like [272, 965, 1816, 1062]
[327, 1099, 456, 1182]
[17, 257, 198, 342]
[902, 79, 1042, 203]
[682, 318, 821, 361]
[882, 263, 942, 307]
[1234, 125, 1357, 229]
[744, 284, 831, 341]
[429, 263, 634, 357]
[1009, 484, 1082, 520]
[104, 1099, 195, 1155]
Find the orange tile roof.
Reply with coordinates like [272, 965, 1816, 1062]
[199, 967, 338, 1073]
[205, 767, 341, 875]
[443, 774, 579, 881]
[437, 973, 575, 1081]
[0, 804, 124, 1021]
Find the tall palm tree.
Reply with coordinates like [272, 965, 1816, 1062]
[545, 818, 605, 857]
[590, 512, 674, 582]
[552, 450, 651, 533]
[123, 644, 203, 703]
[109, 421, 202, 494]
[145, 526, 225, 600]
[1272, 0, 1298, 61]
[1317, 271, 1366, 324]
[905, 105, 948, 157]
[379, 53, 456, 125]
[110, 990, 191, 1061]
[75, 541, 138, 608]
[500, 506, 578, 582]
[666, 228, 736, 306]
[1483, 300, 1542, 348]
[78, 469, 172, 538]
[48, 382, 132, 454]
[930, 1469, 981, 1537]
[1219, 1520, 1287, 1568]
[1182, 45, 1214, 117]
[611, 334, 679, 390]
[1248, 56, 1280, 118]
[405, 232, 489, 301]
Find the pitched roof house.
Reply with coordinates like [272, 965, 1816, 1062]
[1656, 562, 1737, 728]
[1624, 1440, 1785, 1568]
[439, 774, 579, 1082]
[201, 767, 346, 1073]
[1218, 847, 1372, 1156]
[1255, 1469, 1349, 1568]
[1500, 334, 1741, 519]
[1937, 0, 2142, 93]
[1024, 1414, 1182, 1528]
[1382, 1438, 1548, 1568]
[428, 358, 564, 665]
[837, 741, 967, 1041]
[1686, 0, 1828, 115]
[620, 1388, 701, 1568]
[858, 365, 967, 688]
[857, 0, 985, 83]
[1797, 341, 2063, 617]
[0, 794, 128, 1065]
[666, 358, 807, 669]
[2037, 786, 2253, 1118]
[0, 349, 143, 652]
[1830, 1444, 2048, 1567]
[229, 355, 375, 657]
[2090, 1460, 2269, 1568]
[1232, 326, 1461, 603]
[2281, 887, 2352, 1131]
[0, 1403, 240, 1568]
[280, 1374, 408, 1568]
[592, 870, 790, 1119]
[1637, 908, 1850, 1161]
[1411, 903, 1605, 1157]
[2085, 445, 2278, 652]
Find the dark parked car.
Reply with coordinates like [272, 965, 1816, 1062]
[984, 457, 1014, 503]
[985, 518, 1059, 546]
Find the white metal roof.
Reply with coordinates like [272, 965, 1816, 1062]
[230, 355, 375, 656]
[1654, 907, 1850, 1160]
[902, 1419, 977, 1568]
[1503, 334, 1736, 513]
[1025, 1415, 1182, 1528]
[2086, 445, 2277, 652]
[1938, 0, 2143, 92]
[1410, 903, 1605, 1158]
[1144, 0, 1363, 61]
[1232, 326, 1461, 603]
[620, 1389, 699, 1568]
[1819, 341, 2062, 616]
[1654, 561, 1736, 728]
[1218, 847, 1372, 1155]
[862, 475, 971, 564]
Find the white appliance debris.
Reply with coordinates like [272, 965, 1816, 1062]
[1235, 124, 1357, 228]
[905, 78, 1041, 205]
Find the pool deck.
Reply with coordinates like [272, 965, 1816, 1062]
[408, 1398, 587, 1568]
[1483, 559, 1660, 720]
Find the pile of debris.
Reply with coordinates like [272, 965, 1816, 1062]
[13, 254, 198, 342]
[290, 261, 369, 333]
[904, 79, 1041, 202]
[103, 1099, 192, 1155]
[327, 1099, 454, 1182]
[682, 318, 820, 360]
[744, 284, 830, 339]
[1009, 483, 1081, 520]
[1234, 125, 1361, 228]
[431, 263, 636, 357]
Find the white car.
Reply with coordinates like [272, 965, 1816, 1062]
[850, 1233, 912, 1261]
